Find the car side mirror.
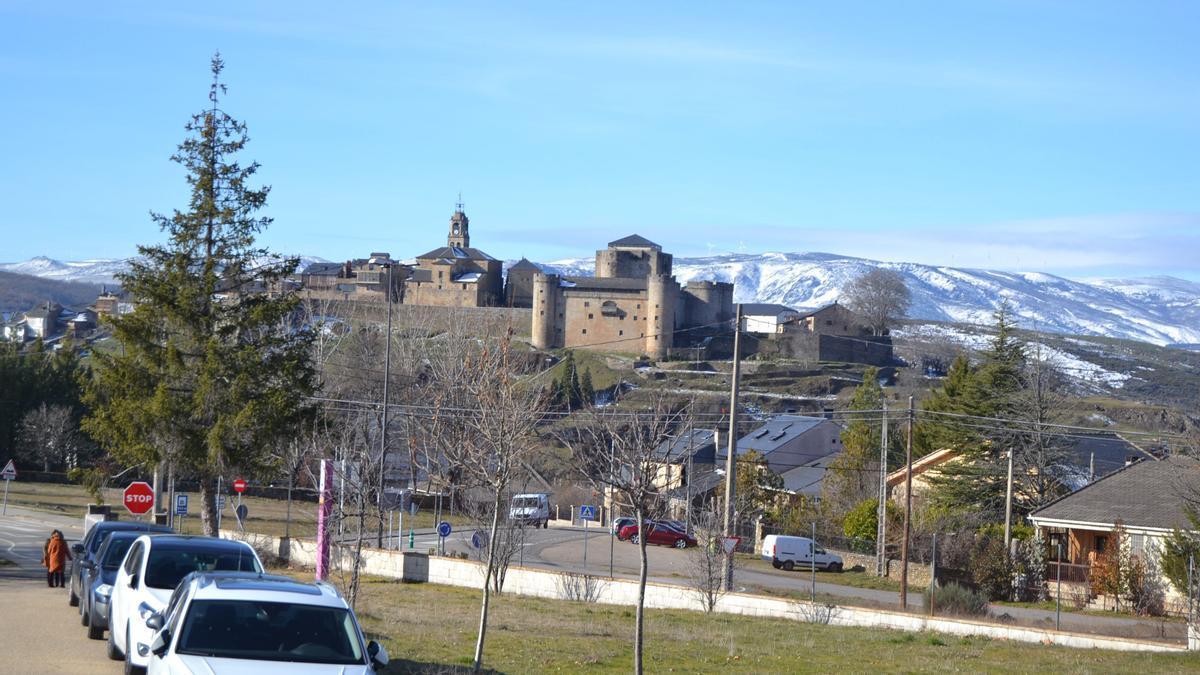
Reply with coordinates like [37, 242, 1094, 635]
[149, 629, 170, 658]
[145, 612, 165, 631]
[367, 640, 389, 670]
[71, 543, 84, 555]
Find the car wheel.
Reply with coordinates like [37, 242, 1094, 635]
[68, 582, 79, 607]
[106, 614, 123, 660]
[630, 535, 640, 545]
[782, 561, 795, 572]
[673, 538, 687, 549]
[830, 562, 843, 573]
[87, 609, 104, 641]
[81, 598, 89, 626]
[543, 519, 548, 529]
[771, 561, 782, 570]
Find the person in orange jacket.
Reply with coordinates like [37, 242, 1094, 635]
[42, 529, 71, 588]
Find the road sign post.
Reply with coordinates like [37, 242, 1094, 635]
[233, 479, 247, 521]
[123, 481, 155, 517]
[1, 459, 16, 515]
[580, 505, 596, 575]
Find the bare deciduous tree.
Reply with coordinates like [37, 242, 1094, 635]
[686, 502, 737, 612]
[560, 391, 692, 675]
[842, 268, 911, 336]
[18, 403, 80, 472]
[420, 322, 549, 673]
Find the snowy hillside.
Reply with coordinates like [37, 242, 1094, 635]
[535, 252, 1200, 347]
[0, 255, 329, 286]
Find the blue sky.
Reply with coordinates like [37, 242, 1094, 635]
[2, 2, 1198, 280]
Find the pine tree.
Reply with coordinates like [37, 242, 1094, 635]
[824, 367, 897, 515]
[579, 368, 595, 407]
[82, 54, 316, 535]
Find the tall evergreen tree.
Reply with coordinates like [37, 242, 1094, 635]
[824, 367, 901, 515]
[83, 55, 316, 535]
[923, 302, 1029, 522]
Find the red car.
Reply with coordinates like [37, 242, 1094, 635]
[617, 521, 697, 549]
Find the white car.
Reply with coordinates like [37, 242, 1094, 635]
[144, 571, 388, 674]
[108, 535, 263, 674]
[761, 534, 844, 572]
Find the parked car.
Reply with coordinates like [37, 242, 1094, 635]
[761, 534, 843, 572]
[144, 572, 389, 674]
[611, 517, 637, 538]
[509, 493, 550, 528]
[108, 535, 263, 675]
[67, 521, 171, 608]
[82, 530, 151, 640]
[618, 521, 697, 549]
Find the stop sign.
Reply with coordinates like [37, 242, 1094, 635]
[232, 479, 247, 494]
[123, 481, 155, 515]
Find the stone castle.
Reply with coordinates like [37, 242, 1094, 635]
[299, 208, 734, 357]
[530, 235, 734, 358]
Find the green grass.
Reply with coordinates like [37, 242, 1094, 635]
[283, 573, 1194, 674]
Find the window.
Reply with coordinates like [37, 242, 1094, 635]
[584, 301, 590, 307]
[176, 600, 364, 665]
[1095, 535, 1108, 554]
[636, 304, 641, 309]
[633, 315, 637, 321]
[588, 313, 594, 319]
[124, 542, 143, 576]
[826, 320, 832, 326]
[582, 329, 587, 334]
[462, 284, 467, 290]
[618, 330, 623, 336]
[539, 311, 544, 316]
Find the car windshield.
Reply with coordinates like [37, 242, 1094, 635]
[176, 600, 364, 665]
[145, 548, 260, 589]
[512, 498, 541, 508]
[101, 538, 138, 569]
[88, 528, 126, 555]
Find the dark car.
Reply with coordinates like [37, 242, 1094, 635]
[617, 521, 697, 549]
[81, 530, 150, 639]
[67, 520, 172, 608]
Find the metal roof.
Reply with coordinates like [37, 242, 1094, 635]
[652, 429, 717, 462]
[416, 246, 498, 262]
[739, 303, 798, 316]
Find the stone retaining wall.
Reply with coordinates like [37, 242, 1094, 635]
[222, 530, 1186, 654]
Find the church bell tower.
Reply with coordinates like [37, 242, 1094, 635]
[448, 196, 469, 249]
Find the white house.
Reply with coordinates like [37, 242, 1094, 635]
[739, 303, 801, 334]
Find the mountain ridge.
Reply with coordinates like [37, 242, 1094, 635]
[3, 253, 1197, 347]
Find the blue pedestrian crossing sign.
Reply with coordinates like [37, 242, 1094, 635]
[580, 504, 596, 521]
[175, 494, 188, 515]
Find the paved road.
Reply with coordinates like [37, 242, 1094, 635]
[0, 507, 122, 674]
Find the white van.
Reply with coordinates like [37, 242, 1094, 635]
[509, 493, 550, 528]
[761, 534, 843, 572]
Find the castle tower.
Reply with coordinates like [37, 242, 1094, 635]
[448, 201, 470, 248]
[645, 275, 677, 359]
[532, 272, 560, 349]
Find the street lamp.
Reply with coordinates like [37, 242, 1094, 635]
[369, 256, 394, 548]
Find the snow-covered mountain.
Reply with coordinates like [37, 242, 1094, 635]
[6, 252, 1198, 347]
[0, 255, 328, 286]
[535, 252, 1200, 347]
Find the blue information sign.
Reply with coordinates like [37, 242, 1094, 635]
[437, 521, 452, 538]
[174, 494, 188, 515]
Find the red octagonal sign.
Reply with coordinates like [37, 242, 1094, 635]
[123, 481, 155, 515]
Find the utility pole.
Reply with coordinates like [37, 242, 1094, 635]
[722, 304, 743, 592]
[899, 395, 914, 609]
[1004, 447, 1015, 551]
[372, 258, 394, 548]
[876, 400, 889, 577]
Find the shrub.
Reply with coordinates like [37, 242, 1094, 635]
[842, 497, 898, 541]
[969, 536, 1013, 601]
[927, 582, 989, 617]
[1159, 527, 1200, 595]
